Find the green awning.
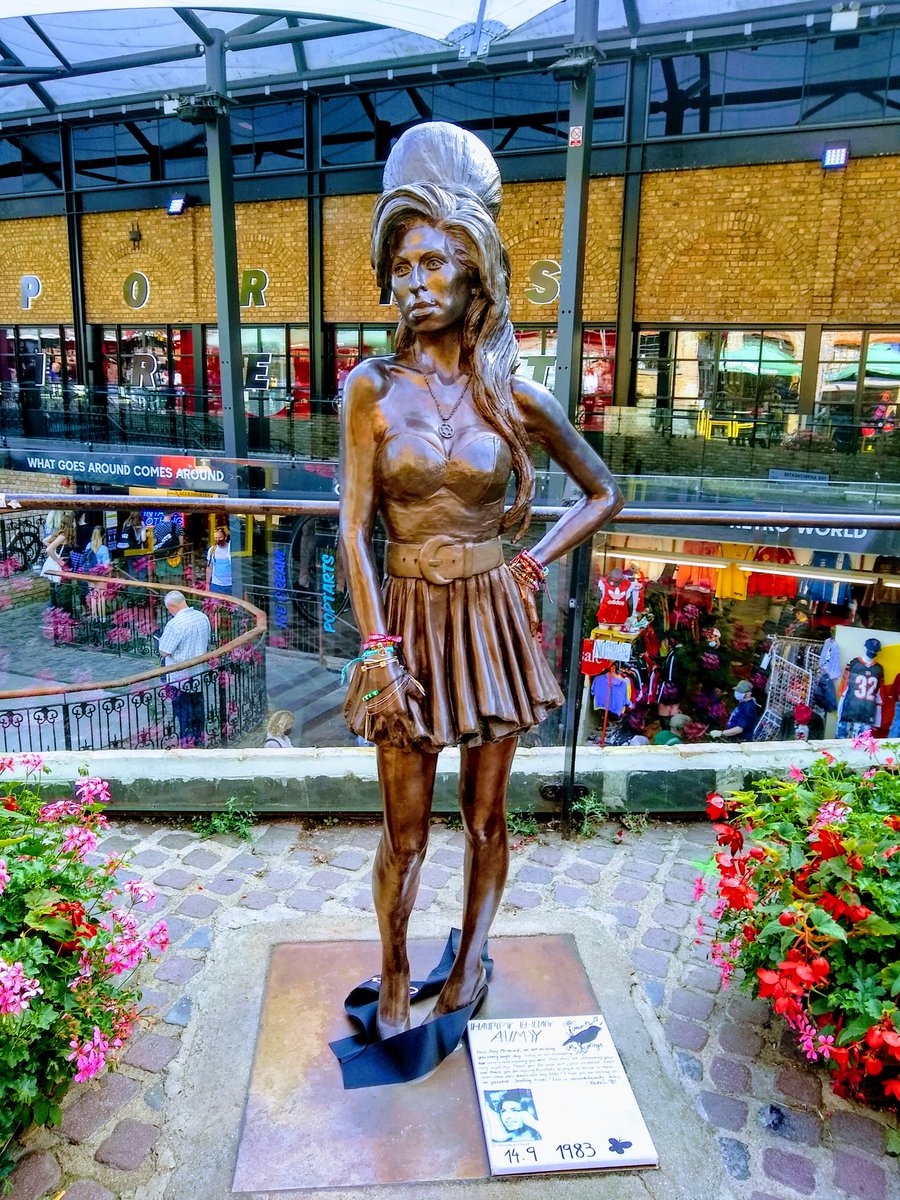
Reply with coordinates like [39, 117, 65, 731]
[827, 341, 900, 383]
[719, 336, 801, 378]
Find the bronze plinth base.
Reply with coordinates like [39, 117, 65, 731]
[232, 934, 597, 1192]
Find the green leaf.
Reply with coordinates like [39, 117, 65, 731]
[837, 1014, 874, 1044]
[853, 915, 897, 936]
[887, 1128, 900, 1157]
[808, 907, 848, 941]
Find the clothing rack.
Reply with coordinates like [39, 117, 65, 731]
[753, 636, 822, 742]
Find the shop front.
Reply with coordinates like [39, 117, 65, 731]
[580, 520, 900, 753]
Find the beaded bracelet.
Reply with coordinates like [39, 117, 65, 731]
[509, 548, 548, 593]
[362, 633, 402, 652]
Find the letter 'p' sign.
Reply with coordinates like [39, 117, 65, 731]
[20, 275, 41, 310]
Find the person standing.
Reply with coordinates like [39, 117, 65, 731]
[159, 590, 211, 746]
[709, 680, 761, 742]
[205, 525, 232, 595]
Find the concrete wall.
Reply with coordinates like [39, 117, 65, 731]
[19, 740, 872, 816]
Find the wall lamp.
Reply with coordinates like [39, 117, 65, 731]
[830, 2, 860, 31]
[166, 194, 188, 216]
[822, 143, 850, 169]
[128, 221, 141, 250]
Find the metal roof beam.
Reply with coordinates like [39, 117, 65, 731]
[0, 35, 55, 111]
[23, 16, 71, 70]
[285, 17, 308, 75]
[175, 8, 215, 47]
[229, 13, 283, 37]
[0, 42, 203, 89]
[226, 20, 384, 52]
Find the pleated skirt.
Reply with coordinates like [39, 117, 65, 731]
[343, 565, 564, 753]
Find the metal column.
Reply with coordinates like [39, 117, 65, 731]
[613, 56, 649, 410]
[60, 125, 89, 389]
[305, 94, 327, 458]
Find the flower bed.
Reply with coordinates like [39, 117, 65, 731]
[699, 736, 900, 1118]
[0, 755, 167, 1179]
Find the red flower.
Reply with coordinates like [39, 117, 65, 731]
[1, 795, 18, 811]
[720, 878, 758, 911]
[779, 910, 798, 926]
[706, 791, 728, 820]
[714, 823, 744, 854]
[863, 1055, 883, 1076]
[809, 828, 846, 860]
[884, 815, 900, 832]
[883, 1079, 900, 1101]
[742, 923, 758, 942]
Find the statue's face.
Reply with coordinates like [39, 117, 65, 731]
[391, 223, 473, 334]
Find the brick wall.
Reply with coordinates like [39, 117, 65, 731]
[0, 469, 73, 495]
[82, 200, 309, 324]
[636, 157, 900, 324]
[0, 216, 72, 323]
[322, 177, 623, 325]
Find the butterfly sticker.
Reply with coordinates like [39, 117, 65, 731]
[608, 1137, 633, 1155]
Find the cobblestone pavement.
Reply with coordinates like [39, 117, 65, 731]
[6, 816, 899, 1200]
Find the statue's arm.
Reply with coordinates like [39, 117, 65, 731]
[512, 376, 623, 563]
[338, 361, 389, 639]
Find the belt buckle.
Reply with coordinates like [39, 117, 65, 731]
[418, 535, 457, 585]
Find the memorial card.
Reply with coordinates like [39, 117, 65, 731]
[467, 1014, 658, 1176]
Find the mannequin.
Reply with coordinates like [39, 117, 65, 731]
[596, 567, 634, 626]
[836, 637, 883, 738]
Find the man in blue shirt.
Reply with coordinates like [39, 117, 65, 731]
[709, 680, 761, 742]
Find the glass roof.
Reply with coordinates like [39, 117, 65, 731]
[0, 0, 889, 121]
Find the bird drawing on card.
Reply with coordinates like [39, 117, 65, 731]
[562, 1022, 602, 1050]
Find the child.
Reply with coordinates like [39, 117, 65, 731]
[264, 710, 295, 748]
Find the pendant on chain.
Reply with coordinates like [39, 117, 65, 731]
[438, 421, 454, 438]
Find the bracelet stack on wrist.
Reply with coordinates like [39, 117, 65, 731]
[509, 548, 549, 593]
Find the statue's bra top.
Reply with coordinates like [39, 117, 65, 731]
[377, 425, 512, 507]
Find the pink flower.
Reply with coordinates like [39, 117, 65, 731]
[788, 765, 805, 782]
[75, 777, 111, 806]
[61, 825, 98, 860]
[125, 880, 156, 905]
[852, 730, 879, 755]
[0, 957, 43, 1015]
[19, 753, 44, 773]
[146, 920, 169, 954]
[67, 1026, 110, 1082]
[38, 797, 84, 822]
[0, 755, 12, 773]
[0, 858, 9, 896]
[692, 876, 706, 901]
[811, 800, 851, 834]
[862, 767, 878, 780]
[820, 750, 835, 764]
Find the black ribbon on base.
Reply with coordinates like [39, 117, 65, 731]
[328, 928, 492, 1090]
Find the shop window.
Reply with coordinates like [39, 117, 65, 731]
[490, 74, 568, 152]
[0, 327, 16, 388]
[859, 332, 900, 449]
[594, 62, 628, 144]
[241, 326, 287, 420]
[815, 330, 900, 454]
[231, 102, 304, 174]
[119, 328, 169, 399]
[157, 118, 207, 180]
[718, 45, 804, 132]
[802, 33, 892, 125]
[320, 95, 376, 166]
[100, 327, 119, 388]
[581, 329, 616, 431]
[0, 131, 62, 195]
[334, 327, 360, 395]
[289, 325, 310, 410]
[361, 328, 393, 359]
[648, 55, 710, 137]
[171, 328, 196, 413]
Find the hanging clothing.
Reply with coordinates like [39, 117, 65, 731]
[590, 673, 630, 715]
[838, 657, 884, 726]
[799, 551, 853, 606]
[747, 546, 798, 598]
[715, 543, 755, 602]
[674, 541, 721, 592]
[596, 576, 633, 626]
[811, 672, 838, 714]
[819, 637, 842, 681]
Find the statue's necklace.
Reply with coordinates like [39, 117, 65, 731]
[421, 371, 471, 438]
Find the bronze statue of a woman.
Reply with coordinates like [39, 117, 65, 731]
[339, 121, 622, 1057]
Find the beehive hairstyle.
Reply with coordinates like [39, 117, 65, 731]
[373, 122, 534, 539]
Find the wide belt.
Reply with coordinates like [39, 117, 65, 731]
[386, 536, 503, 585]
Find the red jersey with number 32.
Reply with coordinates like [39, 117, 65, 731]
[841, 658, 884, 723]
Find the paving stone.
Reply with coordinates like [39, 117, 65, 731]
[698, 1091, 749, 1132]
[154, 868, 196, 890]
[757, 1104, 821, 1147]
[665, 1016, 708, 1052]
[7, 1152, 62, 1200]
[350, 827, 382, 849]
[307, 868, 345, 890]
[286, 888, 325, 911]
[565, 860, 601, 884]
[606, 905, 639, 928]
[554, 884, 589, 908]
[252, 825, 300, 854]
[62, 1074, 140, 1142]
[227, 852, 260, 871]
[651, 902, 691, 929]
[641, 926, 678, 952]
[670, 860, 704, 881]
[718, 1136, 751, 1180]
[241, 889, 276, 910]
[719, 1022, 764, 1058]
[205, 872, 243, 895]
[620, 859, 657, 881]
[259, 870, 294, 891]
[664, 878, 696, 904]
[419, 864, 453, 888]
[350, 889, 375, 910]
[95, 1119, 160, 1170]
[762, 1147, 817, 1195]
[669, 988, 714, 1021]
[157, 832, 195, 848]
[181, 848, 220, 869]
[165, 996, 193, 1027]
[728, 995, 771, 1027]
[431, 846, 465, 869]
[99, 836, 138, 854]
[631, 947, 670, 978]
[684, 964, 722, 993]
[633, 843, 668, 864]
[155, 954, 202, 985]
[674, 1051, 702, 1082]
[833, 1150, 887, 1200]
[682, 826, 716, 845]
[530, 845, 564, 867]
[750, 1193, 782, 1200]
[517, 864, 553, 885]
[143, 1085, 166, 1112]
[285, 849, 315, 868]
[331, 849, 369, 871]
[176, 894, 220, 919]
[131, 849, 167, 868]
[505, 887, 541, 909]
[828, 1112, 886, 1155]
[613, 880, 647, 903]
[643, 979, 665, 1008]
[776, 1067, 822, 1109]
[134, 987, 169, 1014]
[709, 1056, 752, 1094]
[414, 887, 436, 909]
[122, 1030, 180, 1072]
[60, 1183, 116, 1200]
[578, 843, 613, 864]
[182, 926, 211, 950]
